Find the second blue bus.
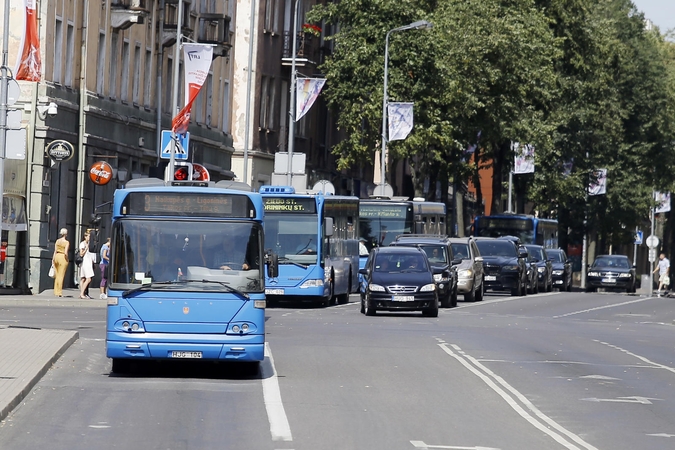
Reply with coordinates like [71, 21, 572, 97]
[473, 214, 559, 248]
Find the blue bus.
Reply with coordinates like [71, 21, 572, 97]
[105, 179, 276, 373]
[473, 214, 559, 248]
[261, 186, 360, 306]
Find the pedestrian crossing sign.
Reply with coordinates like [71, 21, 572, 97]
[160, 130, 189, 160]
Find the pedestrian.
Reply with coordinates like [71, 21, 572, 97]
[99, 237, 110, 299]
[652, 252, 670, 295]
[0, 239, 6, 287]
[78, 230, 96, 299]
[52, 228, 70, 297]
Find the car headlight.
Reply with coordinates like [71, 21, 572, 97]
[502, 265, 520, 271]
[300, 279, 324, 288]
[369, 283, 385, 292]
[458, 269, 472, 278]
[420, 283, 436, 292]
[537, 267, 546, 273]
[552, 270, 563, 276]
[619, 273, 632, 278]
[433, 274, 449, 282]
[587, 271, 600, 277]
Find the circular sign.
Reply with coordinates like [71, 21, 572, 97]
[192, 163, 210, 181]
[45, 140, 74, 162]
[646, 235, 660, 249]
[89, 161, 114, 185]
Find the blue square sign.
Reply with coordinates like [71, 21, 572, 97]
[160, 130, 189, 160]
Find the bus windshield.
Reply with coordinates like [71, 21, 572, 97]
[265, 213, 319, 265]
[110, 219, 263, 292]
[476, 217, 534, 243]
[359, 204, 412, 249]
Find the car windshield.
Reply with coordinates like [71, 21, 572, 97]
[451, 243, 470, 260]
[592, 257, 629, 269]
[420, 245, 447, 264]
[548, 251, 564, 263]
[110, 219, 263, 293]
[525, 246, 546, 261]
[475, 240, 517, 257]
[374, 253, 428, 273]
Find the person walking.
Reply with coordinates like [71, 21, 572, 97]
[653, 252, 670, 296]
[52, 228, 70, 297]
[99, 237, 110, 299]
[78, 230, 96, 299]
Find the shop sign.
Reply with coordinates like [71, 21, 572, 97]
[45, 140, 74, 162]
[89, 161, 113, 186]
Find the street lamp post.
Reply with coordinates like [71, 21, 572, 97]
[287, 0, 300, 186]
[379, 20, 433, 192]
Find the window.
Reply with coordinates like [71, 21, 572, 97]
[132, 44, 141, 104]
[96, 33, 106, 95]
[121, 41, 130, 101]
[144, 49, 153, 107]
[110, 32, 119, 98]
[53, 19, 63, 83]
[65, 24, 74, 87]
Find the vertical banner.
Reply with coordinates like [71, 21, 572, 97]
[295, 78, 326, 121]
[655, 191, 671, 213]
[387, 102, 414, 141]
[14, 0, 41, 81]
[513, 142, 535, 174]
[171, 43, 214, 135]
[588, 168, 607, 196]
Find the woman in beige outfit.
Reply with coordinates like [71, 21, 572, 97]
[52, 228, 70, 297]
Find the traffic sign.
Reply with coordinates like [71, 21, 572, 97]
[646, 234, 659, 249]
[160, 130, 189, 160]
[634, 230, 643, 245]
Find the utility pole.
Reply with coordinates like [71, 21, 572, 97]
[286, 0, 299, 186]
[0, 0, 12, 225]
[168, 0, 183, 182]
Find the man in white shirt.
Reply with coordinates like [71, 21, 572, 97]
[653, 253, 670, 295]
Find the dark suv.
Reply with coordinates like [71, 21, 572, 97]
[359, 246, 439, 317]
[390, 235, 459, 307]
[474, 237, 529, 296]
[524, 244, 553, 292]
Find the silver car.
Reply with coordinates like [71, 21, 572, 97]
[448, 237, 484, 302]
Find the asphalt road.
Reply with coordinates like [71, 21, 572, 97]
[1, 290, 674, 450]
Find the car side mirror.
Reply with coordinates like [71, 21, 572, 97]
[452, 258, 462, 266]
[324, 217, 334, 237]
[518, 248, 528, 258]
[475, 256, 483, 262]
[358, 268, 368, 275]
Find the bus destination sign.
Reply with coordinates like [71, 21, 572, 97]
[263, 197, 316, 213]
[359, 204, 408, 219]
[126, 192, 253, 218]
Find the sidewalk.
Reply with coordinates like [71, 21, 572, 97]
[0, 287, 107, 308]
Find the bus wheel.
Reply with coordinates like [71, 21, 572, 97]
[111, 358, 131, 374]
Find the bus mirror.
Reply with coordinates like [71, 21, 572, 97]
[266, 250, 279, 278]
[325, 217, 334, 237]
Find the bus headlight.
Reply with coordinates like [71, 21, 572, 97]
[254, 300, 266, 309]
[369, 284, 385, 292]
[300, 279, 324, 288]
[228, 322, 256, 334]
[420, 284, 436, 292]
[107, 297, 118, 306]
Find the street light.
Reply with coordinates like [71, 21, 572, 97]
[379, 20, 433, 192]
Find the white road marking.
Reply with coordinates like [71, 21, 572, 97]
[595, 340, 675, 374]
[553, 297, 657, 318]
[410, 442, 500, 450]
[582, 396, 660, 404]
[579, 375, 620, 381]
[646, 433, 675, 438]
[262, 342, 293, 442]
[439, 343, 599, 450]
[454, 292, 560, 309]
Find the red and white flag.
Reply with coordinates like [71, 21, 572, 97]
[15, 0, 41, 81]
[171, 43, 213, 135]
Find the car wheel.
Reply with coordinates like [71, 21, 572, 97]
[423, 298, 439, 317]
[365, 298, 376, 316]
[585, 286, 596, 293]
[465, 278, 477, 302]
[546, 277, 553, 292]
[475, 280, 484, 301]
[566, 278, 573, 292]
[360, 294, 365, 314]
[511, 285, 520, 296]
[451, 285, 458, 307]
[441, 292, 451, 308]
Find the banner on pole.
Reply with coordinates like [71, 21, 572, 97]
[513, 142, 535, 174]
[387, 102, 414, 142]
[14, 0, 41, 81]
[655, 191, 671, 213]
[172, 43, 214, 135]
[295, 78, 326, 121]
[588, 168, 607, 196]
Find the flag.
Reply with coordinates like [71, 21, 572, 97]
[387, 102, 414, 141]
[655, 191, 671, 213]
[513, 142, 535, 174]
[171, 43, 214, 135]
[296, 78, 326, 121]
[588, 169, 607, 196]
[15, 0, 41, 81]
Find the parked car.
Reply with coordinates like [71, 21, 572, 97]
[448, 237, 485, 302]
[475, 237, 529, 296]
[391, 235, 459, 307]
[525, 244, 553, 292]
[586, 254, 636, 293]
[359, 246, 440, 317]
[547, 248, 573, 291]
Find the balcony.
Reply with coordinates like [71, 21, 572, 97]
[198, 14, 232, 60]
[111, 0, 149, 30]
[281, 31, 318, 67]
[162, 0, 193, 47]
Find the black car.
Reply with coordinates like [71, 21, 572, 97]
[359, 246, 440, 317]
[586, 254, 636, 293]
[475, 237, 529, 296]
[547, 248, 572, 291]
[391, 235, 460, 308]
[525, 244, 553, 292]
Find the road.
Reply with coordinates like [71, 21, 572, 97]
[1, 290, 674, 450]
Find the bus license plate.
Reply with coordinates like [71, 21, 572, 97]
[265, 289, 284, 295]
[392, 295, 415, 302]
[171, 351, 202, 359]
[485, 275, 497, 281]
